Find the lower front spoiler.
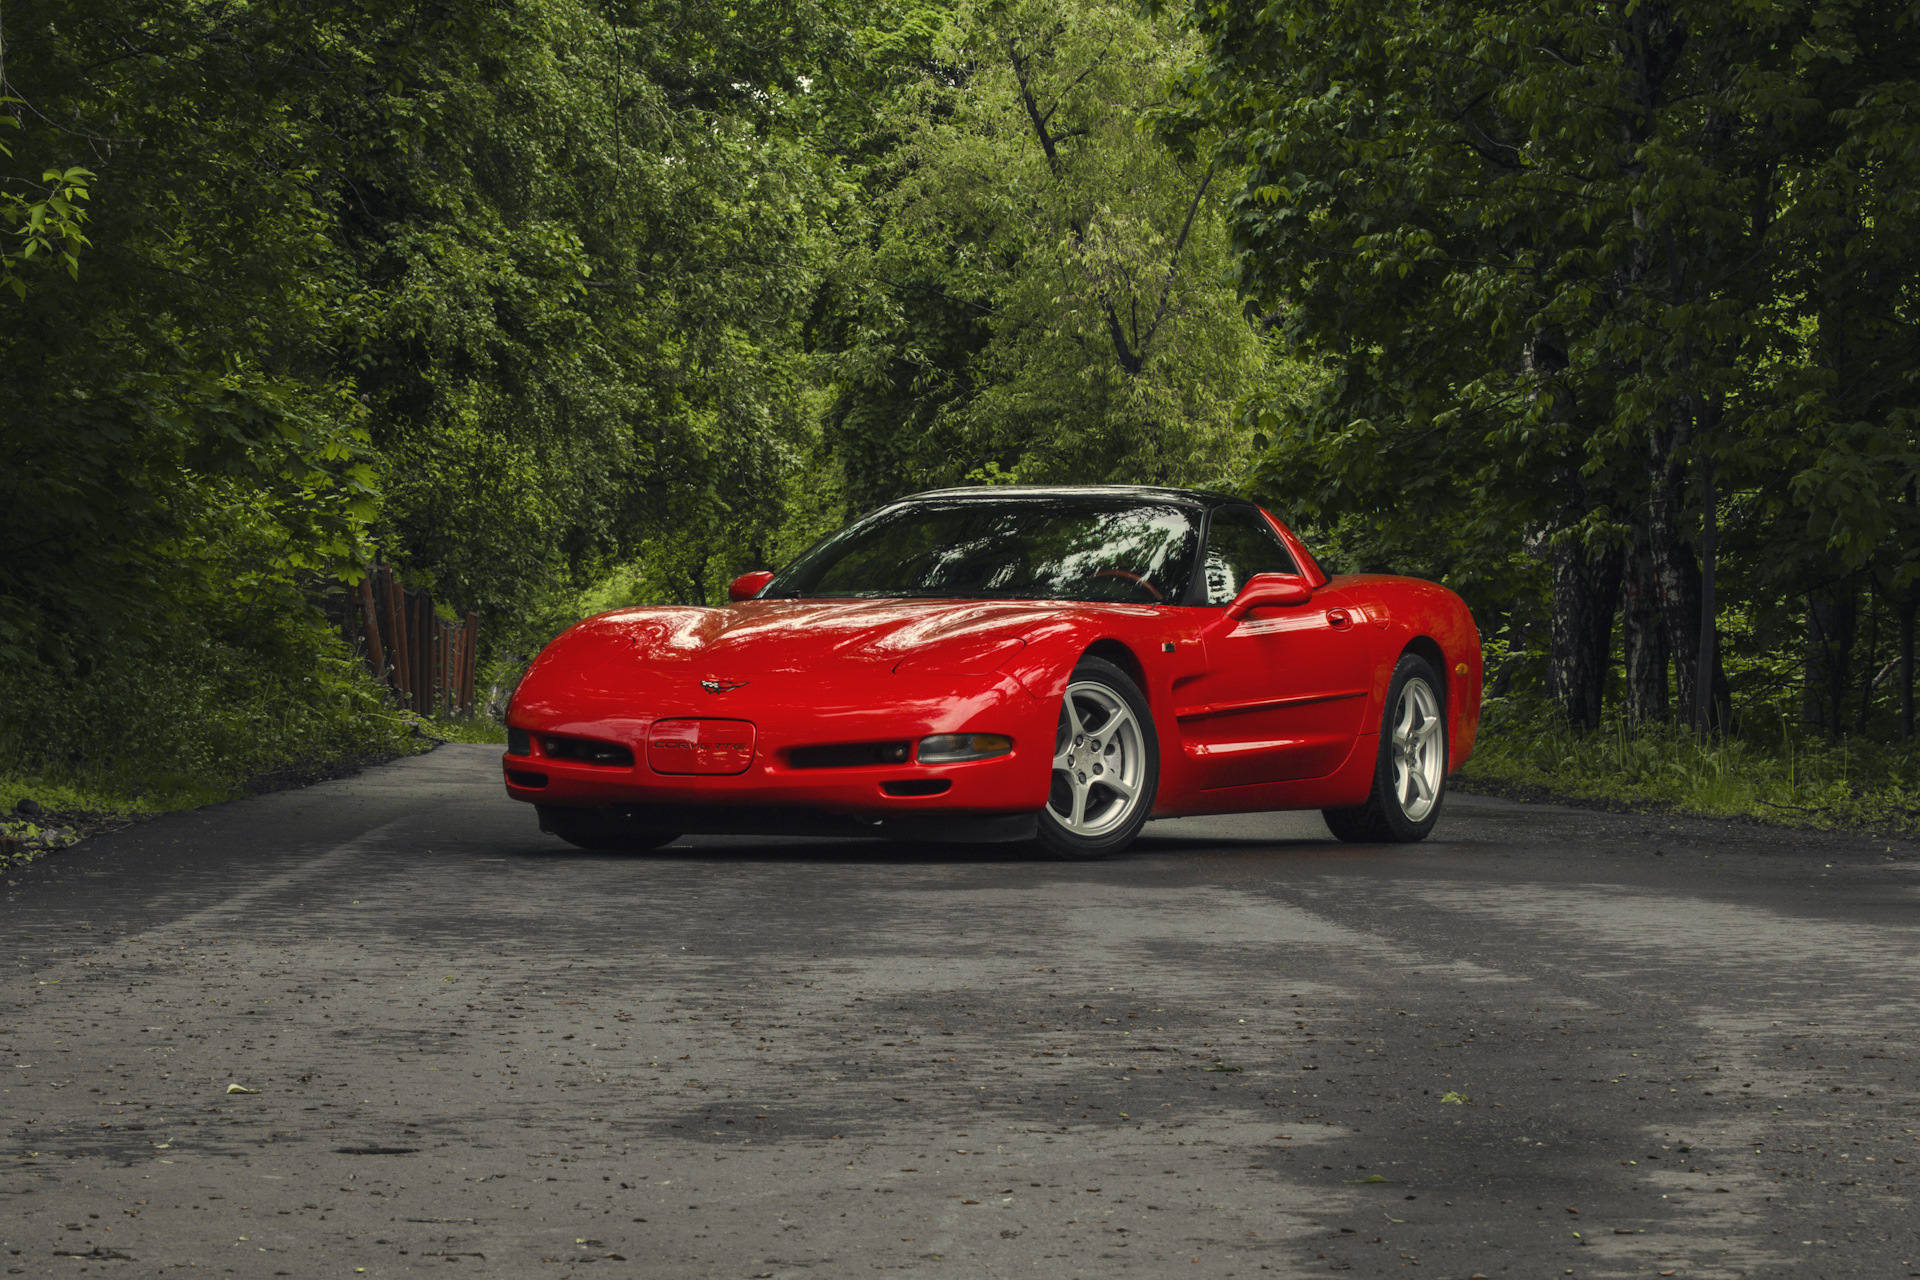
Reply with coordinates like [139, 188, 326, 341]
[536, 803, 1039, 845]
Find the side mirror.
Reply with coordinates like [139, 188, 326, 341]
[1226, 572, 1313, 619]
[728, 570, 775, 602]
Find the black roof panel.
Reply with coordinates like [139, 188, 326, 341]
[898, 484, 1246, 509]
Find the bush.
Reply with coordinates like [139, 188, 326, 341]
[0, 610, 417, 811]
[1461, 695, 1920, 834]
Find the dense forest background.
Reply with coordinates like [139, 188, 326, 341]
[1, 0, 1916, 808]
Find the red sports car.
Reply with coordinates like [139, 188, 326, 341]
[503, 486, 1481, 857]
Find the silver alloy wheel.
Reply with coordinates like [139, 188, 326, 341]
[1392, 677, 1445, 821]
[1048, 680, 1148, 838]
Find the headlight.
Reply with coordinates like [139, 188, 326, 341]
[917, 733, 1013, 763]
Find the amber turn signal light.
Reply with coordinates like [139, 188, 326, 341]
[917, 733, 1013, 763]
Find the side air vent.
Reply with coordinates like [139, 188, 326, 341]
[506, 770, 549, 788]
[540, 736, 635, 767]
[789, 741, 913, 770]
[507, 727, 531, 756]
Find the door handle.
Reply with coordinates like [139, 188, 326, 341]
[1327, 608, 1352, 630]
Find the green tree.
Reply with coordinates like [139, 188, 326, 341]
[820, 0, 1282, 508]
[1171, 0, 1920, 732]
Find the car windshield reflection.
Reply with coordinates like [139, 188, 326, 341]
[765, 497, 1200, 604]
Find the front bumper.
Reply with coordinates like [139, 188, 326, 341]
[502, 671, 1054, 829]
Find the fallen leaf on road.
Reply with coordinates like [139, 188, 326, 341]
[225, 1084, 260, 1095]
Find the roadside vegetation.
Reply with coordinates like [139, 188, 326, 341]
[1, 0, 1915, 838]
[1460, 699, 1920, 835]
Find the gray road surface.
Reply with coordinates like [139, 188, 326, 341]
[4, 744, 1919, 1278]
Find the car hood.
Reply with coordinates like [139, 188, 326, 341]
[521, 595, 1163, 695]
[567, 597, 1109, 672]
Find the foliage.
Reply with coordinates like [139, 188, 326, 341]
[0, 102, 91, 300]
[815, 0, 1286, 509]
[0, 612, 418, 811]
[338, 0, 845, 621]
[420, 715, 509, 747]
[0, 0, 842, 792]
[1462, 695, 1920, 834]
[1170, 0, 1920, 733]
[0, 0, 384, 661]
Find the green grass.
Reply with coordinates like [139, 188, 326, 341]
[1459, 697, 1920, 834]
[0, 770, 222, 819]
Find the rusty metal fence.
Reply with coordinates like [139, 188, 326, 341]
[339, 564, 480, 717]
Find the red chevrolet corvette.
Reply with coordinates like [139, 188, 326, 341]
[503, 486, 1480, 857]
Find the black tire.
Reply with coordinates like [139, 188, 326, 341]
[536, 806, 680, 852]
[1322, 653, 1448, 844]
[1035, 656, 1159, 860]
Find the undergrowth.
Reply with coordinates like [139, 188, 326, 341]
[0, 611, 428, 820]
[1459, 696, 1920, 834]
[423, 715, 508, 746]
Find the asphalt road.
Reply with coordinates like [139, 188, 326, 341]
[4, 745, 1919, 1279]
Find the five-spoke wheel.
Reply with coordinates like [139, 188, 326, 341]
[1322, 653, 1448, 843]
[1037, 657, 1158, 859]
[1391, 672, 1445, 822]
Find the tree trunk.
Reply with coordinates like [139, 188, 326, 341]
[1647, 408, 1703, 726]
[1695, 446, 1718, 736]
[1804, 583, 1856, 736]
[1901, 589, 1916, 743]
[1856, 585, 1879, 736]
[1549, 532, 1625, 732]
[1622, 522, 1669, 725]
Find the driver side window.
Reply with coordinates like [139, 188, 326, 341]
[1202, 506, 1299, 605]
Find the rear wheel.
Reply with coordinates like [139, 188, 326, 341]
[1322, 654, 1447, 844]
[1036, 657, 1158, 860]
[536, 807, 681, 852]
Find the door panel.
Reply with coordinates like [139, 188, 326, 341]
[1180, 591, 1373, 787]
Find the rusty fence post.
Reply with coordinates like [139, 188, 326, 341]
[415, 589, 435, 717]
[354, 564, 480, 720]
[377, 565, 400, 700]
[389, 576, 412, 710]
[462, 612, 480, 716]
[358, 571, 385, 682]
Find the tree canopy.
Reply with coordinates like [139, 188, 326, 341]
[1170, 0, 1920, 734]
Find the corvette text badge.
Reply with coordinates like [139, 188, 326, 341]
[700, 678, 750, 694]
[648, 719, 756, 775]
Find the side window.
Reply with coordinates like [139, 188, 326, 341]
[1201, 506, 1299, 605]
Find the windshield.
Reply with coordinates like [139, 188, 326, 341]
[763, 497, 1202, 603]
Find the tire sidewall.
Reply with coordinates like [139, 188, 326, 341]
[1036, 656, 1160, 859]
[1375, 654, 1447, 840]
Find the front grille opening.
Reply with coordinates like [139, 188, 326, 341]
[881, 779, 952, 798]
[506, 769, 549, 788]
[507, 726, 531, 756]
[540, 735, 635, 767]
[789, 741, 913, 770]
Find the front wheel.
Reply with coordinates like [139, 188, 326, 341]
[1036, 657, 1159, 860]
[1322, 653, 1448, 844]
